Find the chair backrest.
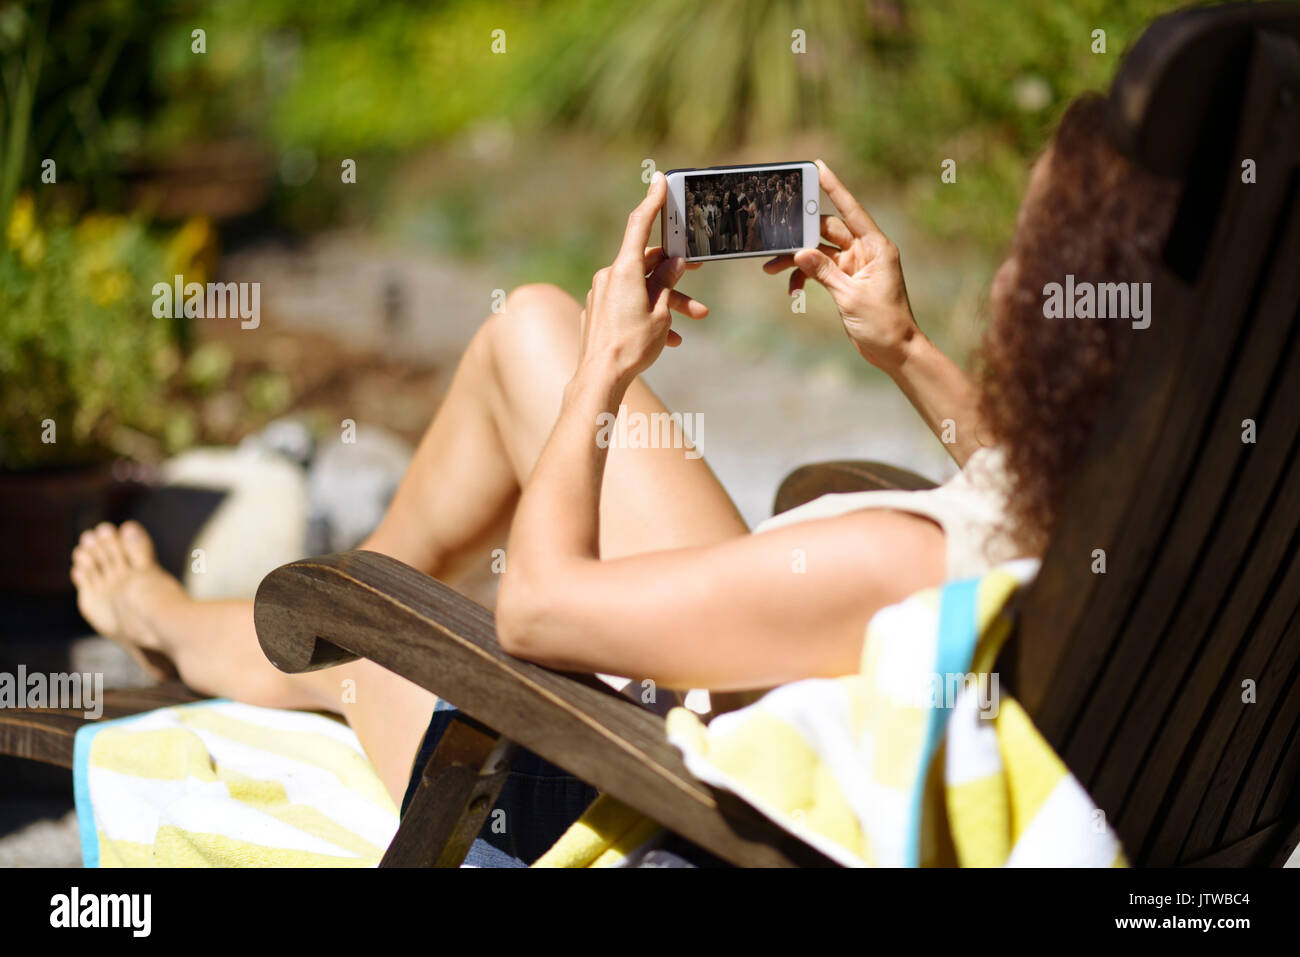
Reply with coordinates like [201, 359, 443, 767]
[1007, 2, 1300, 866]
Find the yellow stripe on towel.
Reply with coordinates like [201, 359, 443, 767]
[77, 700, 398, 868]
[89, 728, 217, 781]
[533, 795, 658, 868]
[175, 707, 392, 806]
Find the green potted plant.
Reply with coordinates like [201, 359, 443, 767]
[0, 197, 213, 591]
[0, 1, 215, 593]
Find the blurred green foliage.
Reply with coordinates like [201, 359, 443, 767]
[7, 0, 1198, 260]
[149, 0, 1191, 249]
[0, 0, 174, 229]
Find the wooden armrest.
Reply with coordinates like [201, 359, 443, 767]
[253, 550, 835, 866]
[773, 460, 939, 515]
[0, 683, 201, 769]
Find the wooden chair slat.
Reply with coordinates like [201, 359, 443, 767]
[1182, 819, 1290, 867]
[1252, 673, 1300, 831]
[1097, 191, 1300, 846]
[0, 683, 200, 768]
[772, 460, 937, 515]
[1185, 582, 1300, 855]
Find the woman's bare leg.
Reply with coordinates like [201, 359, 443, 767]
[367, 282, 746, 569]
[71, 283, 747, 804]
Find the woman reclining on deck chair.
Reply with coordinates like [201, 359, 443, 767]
[68, 95, 1179, 865]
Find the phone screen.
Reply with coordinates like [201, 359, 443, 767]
[682, 167, 805, 258]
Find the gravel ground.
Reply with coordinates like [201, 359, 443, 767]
[0, 808, 82, 868]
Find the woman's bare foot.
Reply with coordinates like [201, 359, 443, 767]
[70, 521, 186, 682]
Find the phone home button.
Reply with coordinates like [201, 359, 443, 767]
[805, 200, 818, 215]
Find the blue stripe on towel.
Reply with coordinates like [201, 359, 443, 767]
[73, 720, 105, 868]
[904, 577, 980, 866]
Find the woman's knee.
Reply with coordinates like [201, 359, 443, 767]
[503, 282, 582, 322]
[479, 283, 582, 381]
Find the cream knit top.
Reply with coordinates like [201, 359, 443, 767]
[753, 447, 1027, 580]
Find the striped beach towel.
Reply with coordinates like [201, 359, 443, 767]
[540, 558, 1124, 867]
[73, 699, 397, 867]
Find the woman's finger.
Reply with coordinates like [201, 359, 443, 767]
[645, 268, 708, 318]
[793, 246, 853, 295]
[816, 160, 882, 240]
[788, 269, 806, 297]
[666, 329, 683, 347]
[618, 173, 667, 268]
[650, 279, 677, 320]
[643, 246, 668, 274]
[666, 288, 709, 318]
[649, 254, 687, 290]
[820, 214, 854, 248]
[762, 243, 842, 274]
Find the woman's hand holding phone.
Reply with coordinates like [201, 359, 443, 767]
[763, 160, 921, 374]
[765, 160, 988, 465]
[502, 173, 711, 631]
[576, 172, 707, 391]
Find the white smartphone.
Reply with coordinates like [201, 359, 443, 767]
[661, 161, 820, 262]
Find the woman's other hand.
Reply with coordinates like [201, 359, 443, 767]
[763, 160, 920, 373]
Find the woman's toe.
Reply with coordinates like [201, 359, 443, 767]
[120, 520, 157, 568]
[73, 546, 95, 576]
[94, 523, 127, 576]
[74, 537, 103, 583]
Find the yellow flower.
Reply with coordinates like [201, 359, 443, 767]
[18, 230, 46, 267]
[166, 217, 214, 285]
[90, 268, 129, 306]
[75, 212, 127, 245]
[7, 194, 35, 250]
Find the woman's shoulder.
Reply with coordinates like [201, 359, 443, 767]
[953, 445, 1013, 494]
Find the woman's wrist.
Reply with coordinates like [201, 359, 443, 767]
[878, 325, 930, 379]
[567, 356, 631, 412]
[856, 315, 924, 376]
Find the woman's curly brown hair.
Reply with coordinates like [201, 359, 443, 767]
[977, 93, 1181, 554]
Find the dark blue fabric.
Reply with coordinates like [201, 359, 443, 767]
[401, 698, 598, 867]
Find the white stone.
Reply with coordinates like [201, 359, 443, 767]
[161, 447, 309, 600]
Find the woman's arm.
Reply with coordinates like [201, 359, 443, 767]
[764, 160, 988, 466]
[499, 505, 944, 691]
[496, 173, 947, 690]
[878, 331, 986, 467]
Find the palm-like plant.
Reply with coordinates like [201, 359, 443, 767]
[532, 0, 886, 152]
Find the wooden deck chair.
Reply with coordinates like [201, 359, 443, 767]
[4, 2, 1300, 867]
